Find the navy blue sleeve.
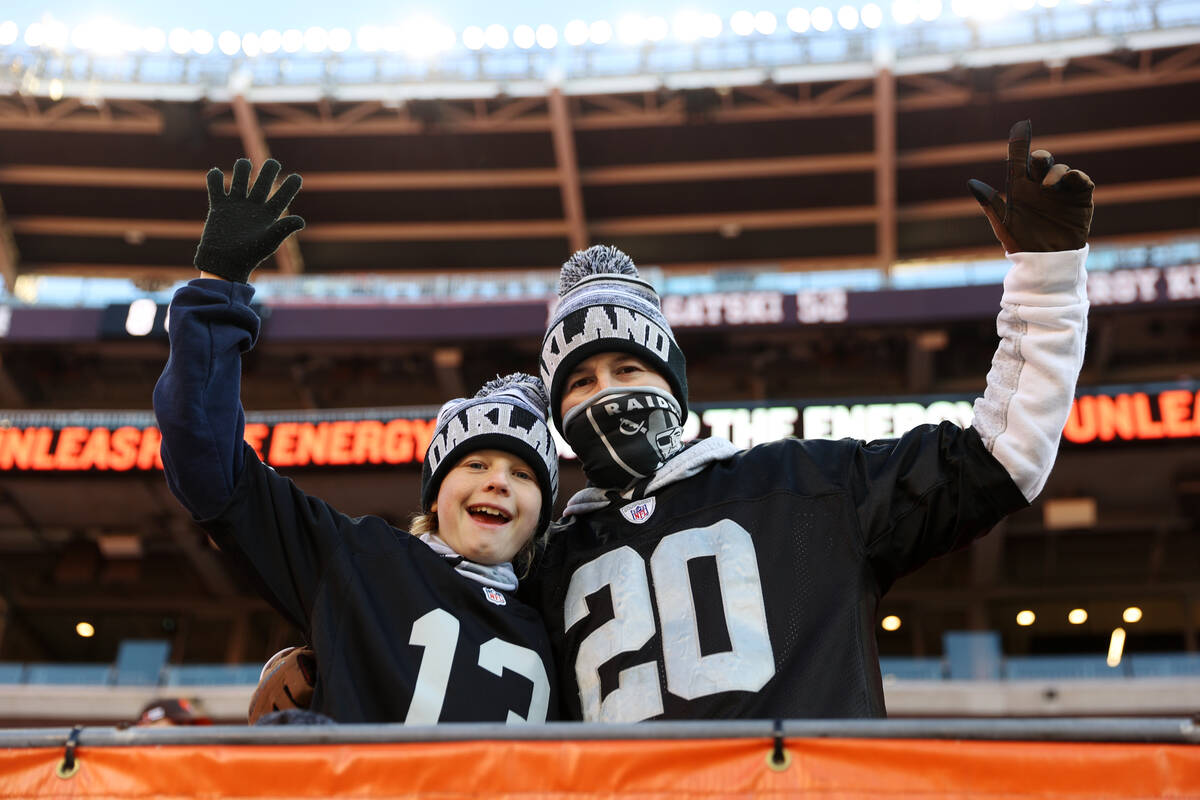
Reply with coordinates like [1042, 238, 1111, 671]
[153, 278, 259, 519]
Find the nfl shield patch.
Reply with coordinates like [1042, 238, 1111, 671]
[619, 497, 656, 525]
[483, 587, 507, 606]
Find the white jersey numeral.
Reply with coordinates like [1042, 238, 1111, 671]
[565, 520, 775, 722]
[565, 546, 663, 722]
[406, 607, 550, 724]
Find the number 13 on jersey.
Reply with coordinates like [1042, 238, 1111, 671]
[564, 519, 775, 722]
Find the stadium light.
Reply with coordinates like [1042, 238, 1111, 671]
[218, 30, 240, 56]
[919, 0, 945, 21]
[303, 26, 328, 53]
[755, 11, 779, 34]
[69, 23, 91, 51]
[588, 20, 613, 45]
[1106, 627, 1126, 667]
[645, 16, 669, 41]
[787, 8, 812, 33]
[117, 23, 141, 52]
[838, 6, 861, 29]
[1014, 0, 1035, 9]
[28, 17, 68, 50]
[1016, 610, 1036, 626]
[143, 27, 166, 53]
[242, 33, 261, 58]
[167, 27, 190, 54]
[562, 19, 587, 46]
[328, 28, 352, 53]
[700, 13, 723, 37]
[356, 25, 381, 53]
[881, 615, 902, 631]
[535, 23, 559, 48]
[75, 621, 95, 638]
[731, 10, 756, 36]
[862, 4, 884, 28]
[513, 24, 536, 49]
[48, 78, 63, 101]
[1123, 606, 1143, 623]
[0, 21, 17, 46]
[260, 29, 282, 54]
[192, 29, 214, 55]
[893, 0, 920, 24]
[484, 24, 509, 50]
[24, 22, 45, 48]
[281, 28, 303, 53]
[462, 25, 485, 50]
[812, 6, 835, 31]
[617, 14, 646, 45]
[674, 11, 705, 41]
[1039, 0, 1060, 6]
[1068, 608, 1088, 624]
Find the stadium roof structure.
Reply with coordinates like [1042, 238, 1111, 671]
[0, 1, 1197, 681]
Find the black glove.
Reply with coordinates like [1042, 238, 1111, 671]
[967, 120, 1093, 253]
[194, 158, 304, 282]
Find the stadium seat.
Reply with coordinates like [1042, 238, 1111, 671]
[164, 664, 265, 686]
[1004, 655, 1125, 680]
[113, 639, 171, 686]
[943, 631, 1002, 680]
[23, 664, 113, 685]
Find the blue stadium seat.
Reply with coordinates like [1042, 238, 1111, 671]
[164, 664, 263, 686]
[24, 664, 113, 685]
[878, 657, 945, 680]
[1128, 653, 1200, 678]
[113, 639, 171, 686]
[1004, 655, 1125, 680]
[943, 631, 1002, 680]
[0, 663, 25, 684]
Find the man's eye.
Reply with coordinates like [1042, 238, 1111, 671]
[568, 376, 591, 390]
[514, 470, 534, 481]
[465, 461, 487, 470]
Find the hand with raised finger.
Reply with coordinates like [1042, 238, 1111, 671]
[194, 158, 305, 283]
[967, 120, 1094, 253]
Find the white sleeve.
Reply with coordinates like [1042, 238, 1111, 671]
[971, 245, 1089, 502]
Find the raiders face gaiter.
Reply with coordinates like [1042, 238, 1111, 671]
[562, 386, 685, 490]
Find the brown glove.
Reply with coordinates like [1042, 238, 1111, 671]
[967, 120, 1094, 253]
[247, 646, 317, 725]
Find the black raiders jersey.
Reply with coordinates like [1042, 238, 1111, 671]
[203, 445, 559, 724]
[529, 422, 1025, 721]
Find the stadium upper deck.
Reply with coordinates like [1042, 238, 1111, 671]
[0, 0, 1197, 703]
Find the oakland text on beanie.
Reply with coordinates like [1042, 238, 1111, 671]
[539, 245, 688, 433]
[420, 373, 559, 536]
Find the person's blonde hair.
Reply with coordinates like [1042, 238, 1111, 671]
[408, 510, 536, 579]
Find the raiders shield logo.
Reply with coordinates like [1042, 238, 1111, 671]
[619, 497, 656, 525]
[483, 587, 507, 606]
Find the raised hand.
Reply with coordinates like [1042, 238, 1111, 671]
[194, 158, 305, 282]
[967, 120, 1093, 253]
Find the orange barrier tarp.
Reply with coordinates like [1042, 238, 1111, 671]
[2, 737, 1199, 799]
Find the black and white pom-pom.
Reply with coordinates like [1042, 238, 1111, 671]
[558, 245, 638, 296]
[476, 372, 550, 410]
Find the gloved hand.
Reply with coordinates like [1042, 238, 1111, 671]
[194, 158, 304, 282]
[247, 645, 317, 725]
[967, 120, 1093, 253]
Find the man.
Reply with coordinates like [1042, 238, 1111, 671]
[528, 120, 1092, 721]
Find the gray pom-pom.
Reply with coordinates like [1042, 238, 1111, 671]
[476, 372, 550, 412]
[558, 245, 638, 296]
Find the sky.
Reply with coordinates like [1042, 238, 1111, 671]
[2, 0, 765, 35]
